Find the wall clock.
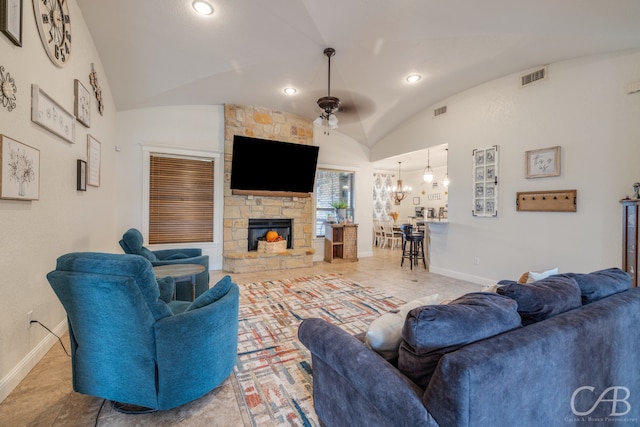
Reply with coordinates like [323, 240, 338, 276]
[32, 0, 71, 67]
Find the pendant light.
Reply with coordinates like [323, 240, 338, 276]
[313, 48, 341, 135]
[390, 162, 411, 203]
[423, 150, 434, 183]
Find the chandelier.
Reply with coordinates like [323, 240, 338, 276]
[313, 48, 340, 134]
[423, 149, 434, 183]
[389, 162, 411, 204]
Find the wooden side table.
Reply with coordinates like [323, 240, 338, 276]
[621, 199, 640, 287]
[153, 264, 206, 301]
[324, 223, 358, 263]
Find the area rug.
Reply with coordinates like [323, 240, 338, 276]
[234, 273, 406, 427]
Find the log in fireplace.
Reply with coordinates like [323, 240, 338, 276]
[247, 218, 293, 251]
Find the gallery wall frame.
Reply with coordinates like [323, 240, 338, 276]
[87, 135, 101, 187]
[0, 0, 22, 47]
[74, 79, 91, 128]
[525, 146, 560, 178]
[77, 159, 86, 191]
[0, 134, 39, 200]
[472, 145, 498, 217]
[31, 84, 76, 143]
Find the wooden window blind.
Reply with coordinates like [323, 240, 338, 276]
[149, 155, 214, 244]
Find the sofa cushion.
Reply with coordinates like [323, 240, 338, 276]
[564, 268, 631, 304]
[364, 294, 441, 361]
[497, 275, 581, 325]
[397, 292, 520, 389]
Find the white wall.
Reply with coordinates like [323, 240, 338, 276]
[373, 50, 640, 284]
[114, 106, 225, 268]
[0, 0, 118, 401]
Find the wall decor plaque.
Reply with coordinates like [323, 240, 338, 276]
[87, 135, 101, 187]
[0, 134, 39, 200]
[31, 84, 76, 143]
[472, 145, 499, 217]
[525, 146, 560, 178]
[74, 79, 90, 127]
[0, 0, 22, 46]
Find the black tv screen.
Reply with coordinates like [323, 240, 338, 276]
[230, 136, 320, 194]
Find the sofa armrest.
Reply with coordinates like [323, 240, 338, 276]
[298, 318, 437, 427]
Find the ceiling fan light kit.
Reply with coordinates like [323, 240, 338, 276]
[315, 47, 341, 134]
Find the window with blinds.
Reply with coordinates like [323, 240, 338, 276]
[149, 154, 214, 244]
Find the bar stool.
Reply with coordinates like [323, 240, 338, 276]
[400, 226, 427, 269]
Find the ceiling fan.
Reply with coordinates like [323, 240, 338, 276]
[314, 47, 340, 134]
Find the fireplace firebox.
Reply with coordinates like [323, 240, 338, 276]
[247, 219, 292, 251]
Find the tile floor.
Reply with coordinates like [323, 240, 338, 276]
[0, 247, 481, 426]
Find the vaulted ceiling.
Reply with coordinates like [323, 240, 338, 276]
[76, 0, 640, 170]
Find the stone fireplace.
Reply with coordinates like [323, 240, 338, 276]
[222, 104, 316, 273]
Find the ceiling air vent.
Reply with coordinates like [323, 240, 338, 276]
[521, 67, 547, 87]
[434, 105, 447, 117]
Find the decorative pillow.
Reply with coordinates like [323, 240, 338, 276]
[497, 275, 581, 325]
[364, 294, 441, 360]
[186, 275, 232, 311]
[397, 292, 521, 389]
[518, 267, 559, 284]
[563, 268, 631, 304]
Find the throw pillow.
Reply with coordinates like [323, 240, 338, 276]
[564, 268, 631, 304]
[517, 267, 559, 284]
[156, 276, 175, 303]
[364, 294, 441, 361]
[497, 275, 581, 325]
[186, 275, 232, 311]
[397, 292, 521, 389]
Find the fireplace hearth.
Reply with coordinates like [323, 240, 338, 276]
[247, 219, 292, 251]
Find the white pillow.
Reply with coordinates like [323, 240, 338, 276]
[526, 267, 559, 283]
[364, 294, 440, 360]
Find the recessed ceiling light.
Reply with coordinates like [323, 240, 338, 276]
[192, 1, 214, 15]
[283, 87, 297, 95]
[406, 74, 422, 83]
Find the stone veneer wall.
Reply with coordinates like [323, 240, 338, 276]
[223, 104, 316, 273]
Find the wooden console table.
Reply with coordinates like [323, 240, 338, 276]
[324, 223, 358, 263]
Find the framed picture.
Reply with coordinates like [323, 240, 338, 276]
[0, 0, 22, 47]
[74, 79, 91, 128]
[472, 145, 499, 217]
[526, 146, 560, 178]
[0, 134, 39, 200]
[31, 84, 76, 143]
[87, 135, 101, 187]
[77, 159, 86, 191]
[413, 197, 420, 205]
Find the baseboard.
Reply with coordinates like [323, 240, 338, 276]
[0, 319, 68, 403]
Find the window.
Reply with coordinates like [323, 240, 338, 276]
[315, 169, 355, 237]
[148, 154, 214, 244]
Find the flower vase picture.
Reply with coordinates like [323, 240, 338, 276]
[1, 135, 40, 201]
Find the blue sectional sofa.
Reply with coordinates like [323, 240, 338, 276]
[298, 269, 640, 427]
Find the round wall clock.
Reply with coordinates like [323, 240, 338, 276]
[33, 0, 72, 67]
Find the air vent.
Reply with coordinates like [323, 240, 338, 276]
[434, 105, 447, 116]
[521, 67, 547, 86]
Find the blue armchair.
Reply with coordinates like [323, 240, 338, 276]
[46, 252, 239, 411]
[119, 228, 209, 301]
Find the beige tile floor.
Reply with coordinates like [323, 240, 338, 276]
[0, 247, 481, 427]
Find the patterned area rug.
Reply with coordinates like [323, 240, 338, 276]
[234, 273, 406, 427]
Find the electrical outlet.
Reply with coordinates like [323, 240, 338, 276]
[27, 310, 33, 329]
[474, 257, 480, 266]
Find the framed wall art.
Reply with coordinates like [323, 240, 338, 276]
[87, 135, 101, 187]
[526, 146, 560, 178]
[74, 79, 91, 127]
[472, 145, 498, 217]
[77, 159, 86, 191]
[0, 134, 39, 200]
[0, 0, 22, 47]
[31, 84, 76, 143]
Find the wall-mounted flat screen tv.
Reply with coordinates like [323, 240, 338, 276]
[230, 136, 320, 195]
